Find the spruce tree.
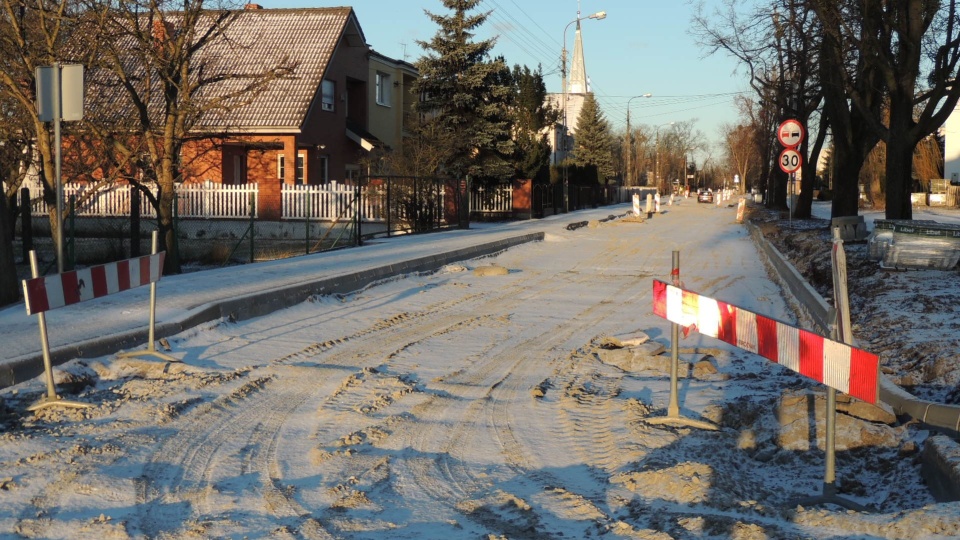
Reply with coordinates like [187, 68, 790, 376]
[571, 93, 617, 183]
[511, 64, 556, 182]
[415, 0, 514, 183]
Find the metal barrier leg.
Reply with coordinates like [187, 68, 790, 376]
[790, 230, 869, 512]
[26, 250, 93, 411]
[646, 251, 718, 431]
[117, 231, 178, 363]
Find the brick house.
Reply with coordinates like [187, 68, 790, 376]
[181, 5, 410, 220]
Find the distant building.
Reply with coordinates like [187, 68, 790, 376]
[944, 103, 960, 183]
[545, 17, 593, 166]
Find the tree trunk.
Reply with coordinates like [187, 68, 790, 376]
[831, 142, 862, 219]
[792, 137, 814, 219]
[0, 190, 19, 306]
[884, 105, 916, 220]
[769, 167, 789, 211]
[157, 183, 180, 275]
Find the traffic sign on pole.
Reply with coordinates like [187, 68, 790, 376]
[779, 148, 802, 174]
[777, 119, 804, 148]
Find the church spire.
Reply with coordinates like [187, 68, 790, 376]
[569, 21, 588, 94]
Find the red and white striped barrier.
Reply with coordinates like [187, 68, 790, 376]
[23, 253, 165, 315]
[652, 279, 879, 404]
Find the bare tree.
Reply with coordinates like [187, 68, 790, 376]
[732, 92, 779, 203]
[85, 0, 293, 273]
[664, 120, 705, 192]
[811, 1, 884, 218]
[692, 0, 826, 217]
[721, 122, 760, 194]
[812, 0, 960, 220]
[623, 125, 654, 187]
[0, 0, 95, 265]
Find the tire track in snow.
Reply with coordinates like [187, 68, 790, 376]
[379, 235, 649, 536]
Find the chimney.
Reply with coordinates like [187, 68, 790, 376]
[152, 19, 168, 42]
[244, 3, 263, 9]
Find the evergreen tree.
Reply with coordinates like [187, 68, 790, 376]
[510, 64, 556, 182]
[571, 93, 617, 183]
[414, 0, 514, 183]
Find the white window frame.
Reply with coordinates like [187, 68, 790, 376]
[296, 151, 306, 184]
[322, 80, 335, 112]
[277, 154, 285, 179]
[375, 72, 391, 106]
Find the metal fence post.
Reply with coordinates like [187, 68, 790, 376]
[386, 177, 392, 237]
[21, 188, 33, 261]
[355, 182, 362, 246]
[130, 185, 141, 257]
[68, 195, 76, 270]
[173, 191, 181, 268]
[305, 188, 311, 255]
[249, 192, 255, 263]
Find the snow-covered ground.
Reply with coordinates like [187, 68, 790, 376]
[1, 199, 958, 539]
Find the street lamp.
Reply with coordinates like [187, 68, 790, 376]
[561, 9, 606, 211]
[655, 122, 675, 192]
[625, 93, 652, 186]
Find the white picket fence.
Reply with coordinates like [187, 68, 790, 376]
[281, 182, 387, 222]
[177, 182, 257, 218]
[470, 184, 513, 215]
[23, 181, 390, 221]
[25, 181, 259, 219]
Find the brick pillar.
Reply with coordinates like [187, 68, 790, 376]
[512, 179, 532, 219]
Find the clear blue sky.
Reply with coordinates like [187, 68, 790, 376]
[265, 0, 750, 158]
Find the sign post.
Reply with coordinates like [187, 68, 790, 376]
[36, 64, 84, 273]
[777, 120, 805, 223]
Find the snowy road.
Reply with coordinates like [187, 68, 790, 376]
[1, 200, 956, 539]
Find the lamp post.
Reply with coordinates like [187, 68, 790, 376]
[655, 122, 675, 192]
[625, 93, 652, 186]
[561, 8, 606, 212]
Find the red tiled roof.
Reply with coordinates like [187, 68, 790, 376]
[88, 7, 362, 132]
[196, 6, 360, 130]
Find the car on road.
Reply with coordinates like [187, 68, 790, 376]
[697, 189, 714, 203]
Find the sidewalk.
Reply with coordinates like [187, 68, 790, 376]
[0, 208, 625, 388]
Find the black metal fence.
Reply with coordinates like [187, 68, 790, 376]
[358, 175, 465, 238]
[8, 176, 465, 276]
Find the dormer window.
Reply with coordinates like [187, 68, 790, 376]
[322, 79, 335, 112]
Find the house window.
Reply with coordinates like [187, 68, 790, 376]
[296, 152, 306, 184]
[375, 72, 391, 106]
[346, 165, 360, 182]
[322, 80, 335, 112]
[233, 155, 244, 184]
[277, 154, 285, 179]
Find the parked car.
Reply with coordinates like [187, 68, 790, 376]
[697, 189, 714, 203]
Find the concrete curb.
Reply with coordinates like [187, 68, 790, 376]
[0, 232, 544, 390]
[748, 221, 960, 501]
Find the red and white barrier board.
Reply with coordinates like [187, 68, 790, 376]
[23, 253, 165, 315]
[652, 279, 879, 404]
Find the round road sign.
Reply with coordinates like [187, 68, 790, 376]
[779, 148, 802, 173]
[777, 119, 805, 148]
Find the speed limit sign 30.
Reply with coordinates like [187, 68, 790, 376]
[779, 148, 802, 174]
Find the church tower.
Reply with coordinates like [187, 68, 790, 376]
[569, 20, 589, 94]
[545, 3, 597, 166]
